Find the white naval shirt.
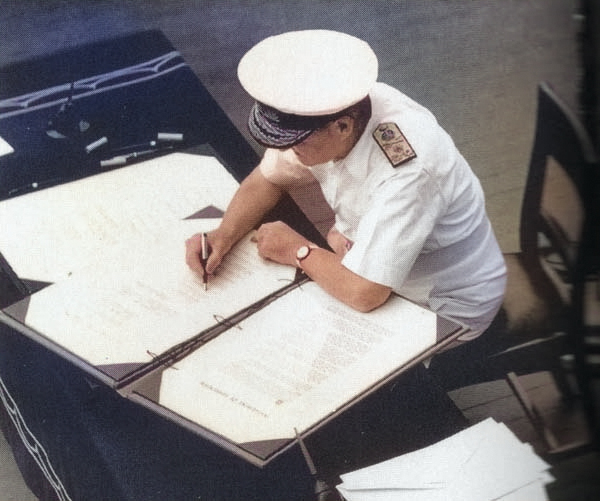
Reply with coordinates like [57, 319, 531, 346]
[260, 82, 506, 339]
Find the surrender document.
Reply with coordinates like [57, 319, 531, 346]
[158, 282, 438, 443]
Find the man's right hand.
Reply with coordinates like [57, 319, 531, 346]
[185, 229, 231, 277]
[185, 162, 286, 280]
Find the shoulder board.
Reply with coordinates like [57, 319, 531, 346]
[372, 122, 417, 167]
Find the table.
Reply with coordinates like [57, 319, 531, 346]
[0, 31, 469, 501]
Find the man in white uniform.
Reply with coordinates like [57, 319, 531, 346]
[186, 30, 506, 343]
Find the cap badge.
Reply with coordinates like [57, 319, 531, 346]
[373, 123, 417, 167]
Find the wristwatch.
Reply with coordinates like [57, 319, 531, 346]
[295, 243, 318, 268]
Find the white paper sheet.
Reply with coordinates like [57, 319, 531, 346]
[0, 153, 238, 282]
[159, 282, 437, 443]
[442, 423, 550, 501]
[339, 417, 500, 490]
[337, 418, 552, 501]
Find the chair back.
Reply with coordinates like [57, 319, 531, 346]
[520, 82, 598, 301]
[524, 82, 600, 448]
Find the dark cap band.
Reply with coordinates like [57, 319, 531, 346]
[248, 102, 337, 148]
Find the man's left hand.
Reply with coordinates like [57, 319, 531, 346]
[255, 221, 308, 267]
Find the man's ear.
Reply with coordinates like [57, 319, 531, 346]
[334, 116, 355, 138]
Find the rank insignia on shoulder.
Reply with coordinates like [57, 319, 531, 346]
[372, 123, 417, 167]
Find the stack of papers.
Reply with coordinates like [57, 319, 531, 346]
[337, 418, 553, 501]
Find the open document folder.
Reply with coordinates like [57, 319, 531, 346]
[0, 153, 298, 385]
[337, 418, 553, 501]
[0, 153, 467, 465]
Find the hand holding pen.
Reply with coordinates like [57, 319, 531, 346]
[185, 232, 214, 291]
[185, 229, 237, 290]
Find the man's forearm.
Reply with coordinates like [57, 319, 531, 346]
[255, 221, 392, 312]
[300, 247, 392, 312]
[218, 166, 285, 249]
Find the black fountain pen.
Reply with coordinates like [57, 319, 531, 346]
[200, 233, 209, 291]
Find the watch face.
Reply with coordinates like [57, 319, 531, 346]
[296, 245, 310, 260]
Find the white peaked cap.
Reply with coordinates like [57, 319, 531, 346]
[238, 30, 378, 116]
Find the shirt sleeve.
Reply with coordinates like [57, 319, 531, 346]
[258, 148, 316, 187]
[341, 166, 446, 290]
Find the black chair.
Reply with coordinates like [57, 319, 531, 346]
[568, 175, 600, 452]
[429, 82, 599, 452]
